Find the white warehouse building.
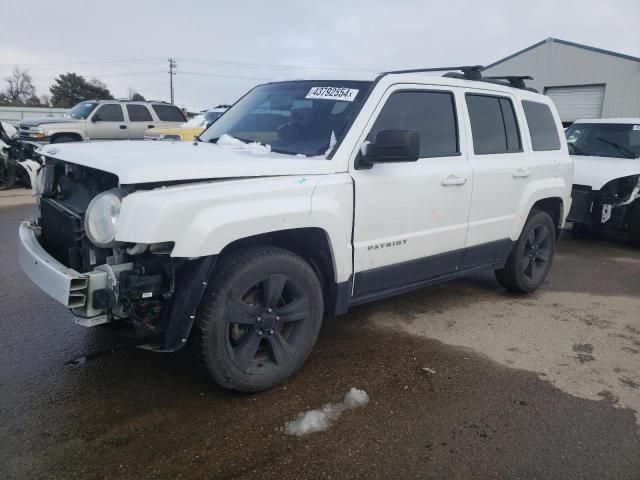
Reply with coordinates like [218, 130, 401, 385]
[483, 38, 640, 126]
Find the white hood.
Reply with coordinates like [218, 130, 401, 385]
[571, 155, 640, 190]
[39, 140, 335, 184]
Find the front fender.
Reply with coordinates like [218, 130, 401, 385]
[43, 127, 86, 140]
[117, 174, 354, 282]
[511, 177, 572, 239]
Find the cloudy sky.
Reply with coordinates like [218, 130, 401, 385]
[1, 0, 638, 110]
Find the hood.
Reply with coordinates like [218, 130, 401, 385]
[20, 117, 78, 127]
[40, 140, 335, 184]
[572, 155, 640, 190]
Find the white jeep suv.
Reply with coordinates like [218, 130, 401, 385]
[19, 67, 572, 392]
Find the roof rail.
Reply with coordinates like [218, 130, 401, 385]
[382, 65, 537, 92]
[384, 65, 484, 80]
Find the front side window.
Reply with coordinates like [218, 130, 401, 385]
[199, 81, 371, 156]
[153, 105, 187, 122]
[369, 90, 459, 157]
[565, 123, 640, 159]
[466, 94, 521, 154]
[522, 101, 561, 151]
[94, 104, 124, 122]
[127, 104, 153, 122]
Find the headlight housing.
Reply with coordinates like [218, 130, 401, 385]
[84, 189, 127, 247]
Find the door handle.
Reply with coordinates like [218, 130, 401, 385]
[513, 168, 531, 178]
[441, 175, 467, 186]
[148, 125, 155, 129]
[119, 125, 127, 130]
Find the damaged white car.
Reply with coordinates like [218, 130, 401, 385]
[566, 119, 640, 246]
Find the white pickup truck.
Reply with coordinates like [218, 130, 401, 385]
[19, 67, 572, 392]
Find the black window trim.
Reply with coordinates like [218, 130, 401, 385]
[465, 92, 524, 155]
[370, 87, 462, 160]
[126, 103, 153, 122]
[521, 99, 562, 152]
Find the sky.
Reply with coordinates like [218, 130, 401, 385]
[1, 0, 638, 111]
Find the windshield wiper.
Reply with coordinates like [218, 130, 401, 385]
[595, 137, 636, 159]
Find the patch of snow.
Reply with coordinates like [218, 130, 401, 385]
[324, 131, 337, 155]
[216, 133, 272, 155]
[283, 387, 369, 437]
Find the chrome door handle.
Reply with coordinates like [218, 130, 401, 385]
[513, 168, 531, 178]
[441, 175, 467, 186]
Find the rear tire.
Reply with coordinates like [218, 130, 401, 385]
[194, 246, 324, 392]
[495, 209, 556, 293]
[628, 201, 640, 248]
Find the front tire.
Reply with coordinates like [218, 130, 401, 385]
[194, 246, 324, 392]
[495, 209, 556, 293]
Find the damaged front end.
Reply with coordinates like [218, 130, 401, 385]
[568, 174, 640, 230]
[19, 158, 214, 351]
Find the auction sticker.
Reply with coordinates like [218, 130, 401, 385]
[306, 86, 359, 102]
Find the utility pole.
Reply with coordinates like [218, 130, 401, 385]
[168, 57, 177, 104]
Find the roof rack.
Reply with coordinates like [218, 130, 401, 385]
[384, 65, 484, 80]
[383, 65, 537, 92]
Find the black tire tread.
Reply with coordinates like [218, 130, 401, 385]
[629, 201, 640, 248]
[193, 245, 323, 392]
[495, 209, 556, 293]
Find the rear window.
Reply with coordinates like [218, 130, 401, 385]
[127, 104, 153, 122]
[522, 101, 561, 151]
[152, 105, 186, 122]
[466, 94, 521, 155]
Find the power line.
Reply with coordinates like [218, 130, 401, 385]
[179, 71, 271, 82]
[178, 57, 379, 74]
[0, 58, 165, 68]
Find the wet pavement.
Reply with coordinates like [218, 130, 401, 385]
[1, 203, 639, 480]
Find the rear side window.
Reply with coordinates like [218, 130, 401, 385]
[370, 90, 459, 157]
[522, 101, 561, 151]
[94, 104, 124, 122]
[152, 105, 186, 122]
[466, 94, 521, 154]
[127, 104, 153, 122]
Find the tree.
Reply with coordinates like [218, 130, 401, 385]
[49, 72, 113, 107]
[127, 87, 145, 101]
[2, 67, 37, 104]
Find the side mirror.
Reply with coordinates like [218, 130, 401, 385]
[91, 115, 101, 123]
[357, 130, 420, 169]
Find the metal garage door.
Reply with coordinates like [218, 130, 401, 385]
[544, 85, 605, 123]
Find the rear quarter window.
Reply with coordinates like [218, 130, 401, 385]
[152, 105, 186, 122]
[522, 101, 561, 151]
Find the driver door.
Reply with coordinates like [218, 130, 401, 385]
[350, 86, 472, 299]
[87, 103, 129, 140]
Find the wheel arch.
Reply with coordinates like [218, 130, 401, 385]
[50, 131, 84, 143]
[217, 227, 345, 316]
[531, 197, 564, 238]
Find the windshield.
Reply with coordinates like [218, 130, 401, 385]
[565, 123, 640, 159]
[199, 81, 371, 156]
[64, 101, 98, 119]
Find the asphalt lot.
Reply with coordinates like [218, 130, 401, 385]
[1, 200, 639, 480]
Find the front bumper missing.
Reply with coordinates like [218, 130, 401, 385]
[567, 189, 629, 229]
[19, 220, 89, 308]
[18, 220, 128, 326]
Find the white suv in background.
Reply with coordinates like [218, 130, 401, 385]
[18, 100, 187, 143]
[19, 67, 572, 392]
[566, 118, 640, 246]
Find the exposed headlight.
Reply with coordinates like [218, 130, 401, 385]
[84, 189, 127, 247]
